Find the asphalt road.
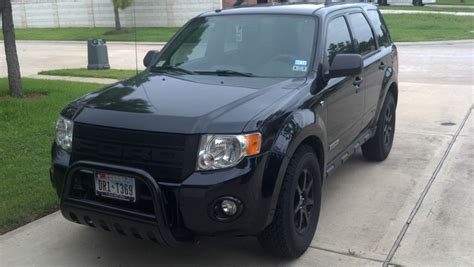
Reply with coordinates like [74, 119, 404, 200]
[0, 40, 473, 266]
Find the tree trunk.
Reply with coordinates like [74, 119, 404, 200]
[1, 2, 24, 98]
[113, 5, 121, 31]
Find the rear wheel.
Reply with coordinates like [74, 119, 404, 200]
[362, 92, 396, 161]
[258, 145, 321, 258]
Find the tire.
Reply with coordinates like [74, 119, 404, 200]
[258, 145, 322, 258]
[362, 92, 396, 161]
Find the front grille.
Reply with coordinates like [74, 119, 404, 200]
[71, 123, 199, 181]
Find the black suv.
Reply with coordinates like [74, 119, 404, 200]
[51, 3, 398, 258]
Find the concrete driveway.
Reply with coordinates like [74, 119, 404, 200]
[1, 40, 473, 266]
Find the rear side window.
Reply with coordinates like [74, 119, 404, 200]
[367, 9, 391, 47]
[326, 16, 354, 65]
[349, 13, 376, 56]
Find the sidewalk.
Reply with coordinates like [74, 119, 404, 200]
[10, 40, 473, 85]
[428, 4, 474, 8]
[0, 41, 162, 78]
[380, 9, 474, 16]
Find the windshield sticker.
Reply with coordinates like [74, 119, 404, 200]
[235, 25, 243, 42]
[292, 65, 308, 72]
[294, 60, 308, 66]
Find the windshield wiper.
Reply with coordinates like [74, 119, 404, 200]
[150, 66, 195, 75]
[194, 70, 256, 77]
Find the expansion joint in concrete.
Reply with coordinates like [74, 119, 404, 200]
[383, 105, 473, 266]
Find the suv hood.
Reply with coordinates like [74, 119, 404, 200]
[71, 72, 306, 134]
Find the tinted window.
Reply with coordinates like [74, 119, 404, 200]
[326, 16, 354, 65]
[157, 15, 316, 78]
[367, 10, 391, 47]
[349, 13, 376, 56]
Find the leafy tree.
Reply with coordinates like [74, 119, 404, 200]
[1, 0, 24, 98]
[112, 0, 134, 31]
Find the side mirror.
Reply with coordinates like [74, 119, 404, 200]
[329, 54, 363, 78]
[143, 50, 160, 68]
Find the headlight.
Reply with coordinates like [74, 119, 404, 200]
[55, 116, 74, 152]
[197, 133, 261, 171]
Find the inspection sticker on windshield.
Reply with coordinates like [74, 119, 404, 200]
[294, 60, 307, 66]
[293, 60, 308, 72]
[235, 25, 243, 42]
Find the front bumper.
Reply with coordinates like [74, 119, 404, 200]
[50, 146, 275, 246]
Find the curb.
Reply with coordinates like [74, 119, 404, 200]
[395, 39, 474, 46]
[28, 74, 119, 85]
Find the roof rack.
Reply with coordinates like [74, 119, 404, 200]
[229, 0, 371, 9]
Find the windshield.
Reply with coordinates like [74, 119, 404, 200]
[155, 15, 316, 78]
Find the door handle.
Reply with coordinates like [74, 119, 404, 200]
[353, 77, 363, 88]
[379, 62, 386, 70]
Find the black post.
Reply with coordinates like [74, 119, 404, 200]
[413, 0, 424, 6]
[234, 0, 245, 6]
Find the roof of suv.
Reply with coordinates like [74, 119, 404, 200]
[200, 3, 377, 17]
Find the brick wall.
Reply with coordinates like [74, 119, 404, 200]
[8, 0, 223, 28]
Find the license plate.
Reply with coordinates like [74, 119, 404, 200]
[94, 172, 136, 202]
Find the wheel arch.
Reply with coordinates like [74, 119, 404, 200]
[263, 108, 327, 226]
[373, 78, 398, 128]
[388, 82, 398, 107]
[299, 136, 325, 183]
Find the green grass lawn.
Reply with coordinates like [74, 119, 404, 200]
[39, 68, 138, 80]
[384, 13, 474, 41]
[0, 79, 102, 234]
[381, 5, 474, 12]
[0, 27, 179, 42]
[435, 0, 474, 5]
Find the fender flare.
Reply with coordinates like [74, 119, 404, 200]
[373, 66, 398, 128]
[263, 108, 328, 225]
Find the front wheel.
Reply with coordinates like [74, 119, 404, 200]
[258, 145, 322, 258]
[362, 92, 396, 161]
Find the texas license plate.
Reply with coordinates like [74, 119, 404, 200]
[94, 172, 136, 202]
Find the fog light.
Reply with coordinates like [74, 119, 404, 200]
[221, 199, 238, 216]
[211, 196, 243, 221]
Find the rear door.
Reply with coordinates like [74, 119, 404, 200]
[323, 14, 364, 160]
[347, 11, 384, 130]
[365, 8, 396, 125]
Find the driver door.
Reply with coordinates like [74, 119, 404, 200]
[323, 15, 364, 160]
